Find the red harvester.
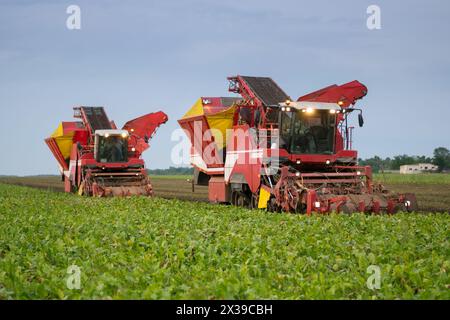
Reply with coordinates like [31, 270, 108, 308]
[46, 106, 167, 196]
[178, 76, 418, 214]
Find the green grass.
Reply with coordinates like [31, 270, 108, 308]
[373, 173, 450, 185]
[0, 183, 448, 300]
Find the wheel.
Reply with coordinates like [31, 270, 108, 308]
[238, 192, 250, 208]
[250, 194, 258, 209]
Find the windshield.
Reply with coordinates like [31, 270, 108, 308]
[280, 109, 336, 154]
[96, 135, 128, 163]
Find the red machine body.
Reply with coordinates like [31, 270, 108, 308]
[45, 106, 168, 196]
[179, 76, 418, 214]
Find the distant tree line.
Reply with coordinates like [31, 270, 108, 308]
[148, 148, 450, 175]
[147, 166, 194, 176]
[359, 147, 450, 173]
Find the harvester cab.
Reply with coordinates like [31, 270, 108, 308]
[277, 101, 342, 156]
[94, 130, 130, 164]
[179, 75, 418, 214]
[46, 106, 168, 197]
[276, 100, 364, 163]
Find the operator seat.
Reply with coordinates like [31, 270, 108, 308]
[310, 126, 330, 153]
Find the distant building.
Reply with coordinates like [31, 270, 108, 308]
[400, 163, 438, 174]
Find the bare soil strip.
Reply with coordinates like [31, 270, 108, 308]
[0, 176, 448, 212]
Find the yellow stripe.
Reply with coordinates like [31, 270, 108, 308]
[182, 98, 204, 119]
[50, 123, 74, 159]
[205, 106, 235, 149]
[258, 187, 271, 209]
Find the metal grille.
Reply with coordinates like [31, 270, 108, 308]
[81, 107, 112, 131]
[241, 76, 290, 106]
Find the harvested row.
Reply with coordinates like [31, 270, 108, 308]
[0, 175, 449, 213]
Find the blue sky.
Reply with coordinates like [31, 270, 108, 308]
[1, 0, 449, 175]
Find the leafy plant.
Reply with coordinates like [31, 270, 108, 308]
[0, 184, 448, 299]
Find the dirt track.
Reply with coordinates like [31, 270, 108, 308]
[0, 176, 449, 212]
[0, 176, 209, 202]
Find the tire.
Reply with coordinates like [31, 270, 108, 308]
[233, 191, 250, 208]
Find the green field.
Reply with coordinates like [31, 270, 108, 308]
[373, 173, 450, 185]
[0, 183, 448, 299]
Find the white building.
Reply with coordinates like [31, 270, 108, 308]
[400, 163, 438, 174]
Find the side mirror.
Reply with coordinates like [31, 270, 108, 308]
[358, 113, 364, 127]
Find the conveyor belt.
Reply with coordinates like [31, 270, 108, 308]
[240, 76, 290, 106]
[81, 107, 112, 131]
